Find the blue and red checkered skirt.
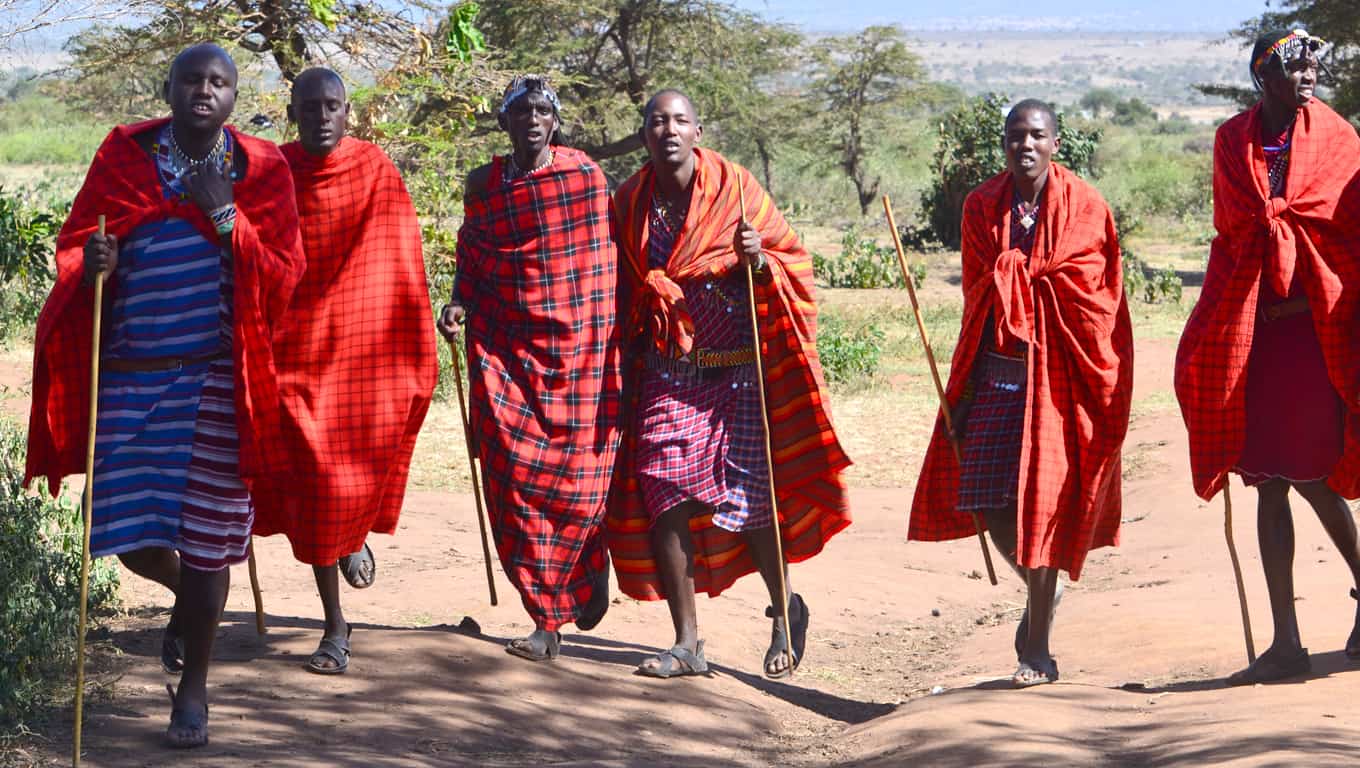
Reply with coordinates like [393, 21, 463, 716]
[957, 351, 1027, 511]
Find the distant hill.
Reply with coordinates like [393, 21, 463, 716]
[907, 31, 1245, 117]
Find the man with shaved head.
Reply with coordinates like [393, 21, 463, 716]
[252, 67, 435, 676]
[607, 89, 850, 679]
[911, 98, 1133, 687]
[26, 42, 304, 746]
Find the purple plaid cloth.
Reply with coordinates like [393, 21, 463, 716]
[634, 203, 771, 531]
[957, 351, 1027, 511]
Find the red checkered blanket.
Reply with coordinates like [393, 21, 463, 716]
[1175, 99, 1360, 500]
[454, 147, 622, 631]
[251, 138, 437, 565]
[909, 163, 1133, 580]
[25, 117, 304, 495]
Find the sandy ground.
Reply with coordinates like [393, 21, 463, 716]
[7, 329, 1360, 767]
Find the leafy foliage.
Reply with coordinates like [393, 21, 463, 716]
[0, 417, 120, 730]
[812, 227, 925, 290]
[816, 313, 885, 387]
[0, 188, 59, 342]
[478, 0, 801, 179]
[920, 93, 1103, 248]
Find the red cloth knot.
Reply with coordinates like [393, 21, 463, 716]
[1261, 197, 1297, 295]
[992, 247, 1038, 349]
[642, 268, 696, 354]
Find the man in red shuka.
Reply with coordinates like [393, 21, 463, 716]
[1175, 29, 1360, 686]
[252, 68, 436, 676]
[910, 99, 1133, 688]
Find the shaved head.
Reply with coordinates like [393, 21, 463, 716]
[292, 67, 346, 101]
[170, 43, 237, 83]
[1005, 98, 1058, 135]
[643, 89, 698, 123]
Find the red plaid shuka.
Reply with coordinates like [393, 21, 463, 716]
[1175, 99, 1360, 500]
[25, 117, 304, 494]
[607, 148, 852, 600]
[910, 163, 1133, 581]
[454, 147, 622, 632]
[251, 138, 437, 565]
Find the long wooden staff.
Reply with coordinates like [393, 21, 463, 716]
[448, 338, 498, 606]
[73, 215, 107, 767]
[736, 175, 795, 673]
[247, 543, 265, 635]
[1223, 482, 1256, 663]
[882, 196, 998, 586]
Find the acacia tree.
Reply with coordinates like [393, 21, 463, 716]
[476, 0, 801, 180]
[803, 25, 923, 215]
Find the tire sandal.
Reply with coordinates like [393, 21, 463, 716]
[764, 593, 808, 680]
[161, 627, 185, 674]
[505, 630, 561, 662]
[339, 543, 376, 590]
[306, 624, 352, 675]
[636, 640, 709, 679]
[164, 683, 209, 749]
[1012, 657, 1059, 688]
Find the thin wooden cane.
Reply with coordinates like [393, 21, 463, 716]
[736, 175, 796, 674]
[449, 338, 499, 606]
[73, 215, 106, 767]
[882, 196, 999, 586]
[1223, 482, 1256, 663]
[247, 543, 266, 635]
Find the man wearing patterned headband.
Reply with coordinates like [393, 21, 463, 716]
[436, 75, 621, 662]
[1176, 29, 1360, 685]
[25, 43, 304, 747]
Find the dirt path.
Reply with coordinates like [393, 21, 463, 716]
[12, 337, 1360, 766]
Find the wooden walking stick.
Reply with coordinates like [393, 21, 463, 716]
[882, 195, 999, 586]
[736, 175, 796, 673]
[247, 543, 266, 635]
[448, 338, 499, 606]
[73, 215, 107, 767]
[1223, 482, 1256, 663]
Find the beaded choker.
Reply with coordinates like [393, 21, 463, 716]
[505, 150, 554, 179]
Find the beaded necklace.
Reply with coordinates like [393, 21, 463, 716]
[505, 149, 554, 179]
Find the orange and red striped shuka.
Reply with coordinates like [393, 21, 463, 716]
[606, 148, 852, 600]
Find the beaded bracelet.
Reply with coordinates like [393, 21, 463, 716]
[210, 204, 237, 236]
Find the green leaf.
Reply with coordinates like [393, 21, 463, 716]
[446, 2, 487, 63]
[307, 0, 340, 30]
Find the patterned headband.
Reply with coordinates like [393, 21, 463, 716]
[499, 82, 561, 115]
[1253, 30, 1326, 76]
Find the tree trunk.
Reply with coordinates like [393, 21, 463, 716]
[755, 137, 775, 197]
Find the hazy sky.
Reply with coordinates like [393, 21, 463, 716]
[732, 0, 1274, 33]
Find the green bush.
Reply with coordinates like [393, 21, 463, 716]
[0, 188, 59, 343]
[817, 313, 885, 386]
[0, 418, 120, 731]
[813, 227, 924, 290]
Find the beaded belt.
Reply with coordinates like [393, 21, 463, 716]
[646, 346, 755, 377]
[1259, 297, 1309, 323]
[104, 352, 219, 373]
